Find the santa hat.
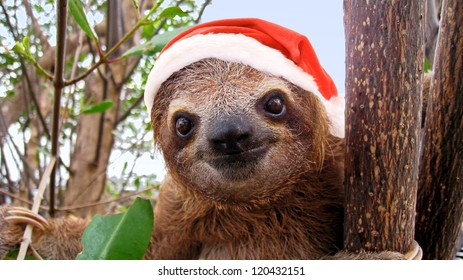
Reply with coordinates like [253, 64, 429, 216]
[144, 18, 345, 138]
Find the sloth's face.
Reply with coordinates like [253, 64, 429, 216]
[152, 58, 329, 203]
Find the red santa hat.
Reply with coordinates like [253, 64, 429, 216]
[144, 18, 345, 137]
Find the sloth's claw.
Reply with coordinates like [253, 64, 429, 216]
[404, 240, 423, 260]
[5, 207, 49, 231]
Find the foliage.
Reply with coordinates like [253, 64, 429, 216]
[0, 0, 210, 223]
[122, 26, 189, 58]
[77, 197, 154, 260]
[68, 0, 98, 42]
[81, 100, 113, 114]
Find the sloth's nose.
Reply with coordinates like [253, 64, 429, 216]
[207, 116, 253, 155]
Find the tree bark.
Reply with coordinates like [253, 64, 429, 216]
[344, 1, 425, 253]
[415, 0, 463, 260]
[424, 0, 439, 66]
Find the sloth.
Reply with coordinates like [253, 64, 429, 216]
[146, 57, 345, 259]
[0, 18, 421, 260]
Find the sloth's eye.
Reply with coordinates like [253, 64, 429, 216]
[264, 91, 286, 116]
[175, 115, 194, 137]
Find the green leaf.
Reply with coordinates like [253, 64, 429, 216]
[145, 121, 152, 131]
[128, 122, 137, 135]
[22, 37, 30, 54]
[11, 37, 50, 78]
[134, 177, 140, 189]
[3, 249, 37, 260]
[81, 100, 113, 114]
[121, 26, 190, 57]
[12, 37, 34, 62]
[121, 161, 128, 176]
[77, 198, 154, 260]
[12, 41, 28, 58]
[141, 24, 155, 39]
[159, 6, 189, 19]
[121, 41, 158, 57]
[69, 0, 98, 42]
[34, 4, 44, 13]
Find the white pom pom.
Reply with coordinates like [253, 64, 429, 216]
[324, 94, 345, 138]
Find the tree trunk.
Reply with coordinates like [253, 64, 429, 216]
[415, 0, 463, 260]
[344, 1, 425, 253]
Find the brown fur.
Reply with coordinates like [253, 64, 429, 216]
[0, 206, 24, 257]
[30, 217, 87, 259]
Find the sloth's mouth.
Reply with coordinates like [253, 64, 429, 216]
[218, 145, 267, 160]
[207, 146, 268, 179]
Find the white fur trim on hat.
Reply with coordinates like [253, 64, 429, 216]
[324, 94, 345, 138]
[144, 33, 321, 111]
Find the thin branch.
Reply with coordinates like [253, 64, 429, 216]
[118, 150, 144, 195]
[0, 184, 158, 214]
[194, 0, 212, 24]
[17, 156, 56, 260]
[63, 8, 87, 117]
[3, 141, 30, 187]
[0, 109, 40, 186]
[59, 1, 90, 158]
[0, 189, 44, 209]
[63, 0, 165, 87]
[21, 117, 32, 198]
[93, 0, 124, 165]
[49, 0, 68, 217]
[117, 93, 145, 125]
[58, 184, 159, 211]
[29, 246, 44, 260]
[0, 145, 14, 187]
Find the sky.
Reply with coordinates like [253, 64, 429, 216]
[200, 0, 346, 92]
[141, 0, 346, 181]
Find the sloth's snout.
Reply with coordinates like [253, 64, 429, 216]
[207, 116, 253, 155]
